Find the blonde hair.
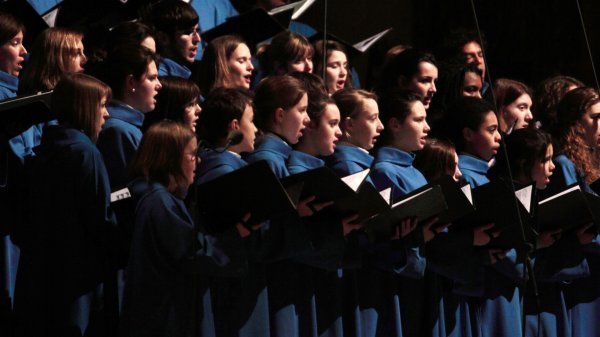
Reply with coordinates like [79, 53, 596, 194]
[19, 27, 84, 94]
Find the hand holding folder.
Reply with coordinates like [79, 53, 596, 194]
[194, 160, 297, 233]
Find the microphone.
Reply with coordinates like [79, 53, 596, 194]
[225, 130, 244, 148]
[212, 130, 244, 153]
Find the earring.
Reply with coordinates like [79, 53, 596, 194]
[131, 88, 136, 93]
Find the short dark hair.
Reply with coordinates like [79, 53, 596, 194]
[497, 128, 552, 182]
[444, 96, 495, 151]
[108, 22, 155, 53]
[144, 0, 198, 60]
[377, 49, 438, 94]
[198, 87, 253, 146]
[144, 76, 200, 131]
[106, 45, 158, 99]
[0, 11, 25, 45]
[253, 75, 306, 131]
[378, 89, 423, 145]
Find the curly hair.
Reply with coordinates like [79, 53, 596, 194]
[554, 87, 600, 183]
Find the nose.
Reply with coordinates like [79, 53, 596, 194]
[340, 66, 347, 77]
[494, 130, 501, 142]
[247, 61, 254, 71]
[430, 82, 437, 94]
[304, 114, 311, 125]
[549, 161, 555, 172]
[455, 167, 463, 181]
[195, 104, 202, 115]
[21, 45, 27, 55]
[334, 125, 342, 138]
[474, 91, 482, 98]
[81, 53, 87, 65]
[192, 31, 201, 43]
[424, 120, 431, 133]
[305, 59, 313, 73]
[525, 110, 533, 122]
[156, 79, 163, 90]
[377, 118, 384, 131]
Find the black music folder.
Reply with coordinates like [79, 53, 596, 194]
[364, 185, 447, 243]
[455, 180, 537, 250]
[194, 160, 297, 232]
[429, 175, 475, 225]
[280, 167, 369, 204]
[0, 91, 53, 141]
[201, 8, 287, 46]
[538, 184, 599, 231]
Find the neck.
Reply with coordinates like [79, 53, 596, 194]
[295, 141, 319, 157]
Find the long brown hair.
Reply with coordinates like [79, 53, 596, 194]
[52, 74, 111, 142]
[197, 35, 246, 95]
[130, 120, 196, 197]
[144, 76, 200, 130]
[19, 27, 84, 94]
[554, 87, 600, 183]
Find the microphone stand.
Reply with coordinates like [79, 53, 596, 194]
[467, 1, 541, 336]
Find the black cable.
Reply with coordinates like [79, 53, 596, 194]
[466, 1, 541, 336]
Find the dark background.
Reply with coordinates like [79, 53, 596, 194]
[242, 0, 600, 91]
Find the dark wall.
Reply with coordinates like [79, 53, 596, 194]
[288, 0, 600, 90]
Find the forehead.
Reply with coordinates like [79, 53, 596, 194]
[462, 41, 482, 54]
[410, 100, 426, 116]
[328, 50, 347, 63]
[146, 61, 158, 75]
[416, 61, 438, 77]
[322, 103, 341, 119]
[358, 98, 378, 116]
[481, 110, 498, 126]
[588, 102, 600, 115]
[231, 43, 251, 58]
[512, 93, 532, 105]
[463, 72, 483, 85]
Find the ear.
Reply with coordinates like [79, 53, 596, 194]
[274, 107, 285, 125]
[341, 116, 353, 133]
[389, 117, 402, 131]
[462, 127, 474, 142]
[228, 119, 240, 131]
[397, 75, 409, 88]
[125, 74, 136, 93]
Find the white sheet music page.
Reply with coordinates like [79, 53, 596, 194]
[341, 169, 370, 192]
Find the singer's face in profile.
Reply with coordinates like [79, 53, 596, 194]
[312, 103, 342, 156]
[184, 97, 201, 132]
[394, 100, 430, 152]
[500, 93, 533, 132]
[462, 71, 483, 98]
[581, 101, 600, 149]
[346, 98, 384, 150]
[279, 93, 309, 144]
[182, 138, 198, 187]
[465, 110, 501, 161]
[238, 104, 258, 153]
[531, 144, 555, 189]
